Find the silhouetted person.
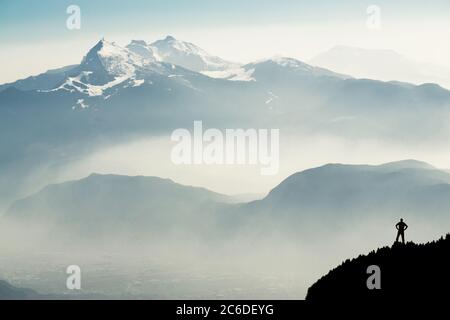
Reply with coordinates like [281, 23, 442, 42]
[395, 218, 408, 244]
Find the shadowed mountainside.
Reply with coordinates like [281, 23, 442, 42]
[0, 280, 37, 300]
[235, 160, 450, 233]
[4, 160, 450, 245]
[3, 174, 233, 244]
[3, 37, 450, 210]
[306, 234, 450, 301]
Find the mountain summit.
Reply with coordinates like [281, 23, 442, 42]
[80, 39, 148, 78]
[148, 35, 238, 72]
[306, 234, 450, 301]
[43, 39, 173, 97]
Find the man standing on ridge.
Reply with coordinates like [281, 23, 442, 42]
[395, 218, 408, 244]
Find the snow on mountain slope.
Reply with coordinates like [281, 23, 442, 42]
[250, 56, 351, 79]
[43, 72, 135, 97]
[41, 39, 169, 97]
[202, 67, 256, 81]
[2, 36, 353, 93]
[6, 36, 244, 98]
[213, 56, 351, 82]
[147, 35, 239, 73]
[87, 39, 146, 77]
[126, 40, 158, 61]
[0, 65, 79, 93]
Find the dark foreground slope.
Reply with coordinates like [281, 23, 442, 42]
[306, 234, 450, 301]
[0, 280, 37, 300]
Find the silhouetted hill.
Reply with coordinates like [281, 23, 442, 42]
[238, 160, 450, 235]
[5, 161, 450, 246]
[3, 173, 233, 244]
[306, 234, 450, 301]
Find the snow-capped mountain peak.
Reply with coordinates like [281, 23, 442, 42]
[2, 36, 356, 99]
[81, 39, 148, 78]
[147, 35, 238, 72]
[246, 56, 351, 80]
[126, 40, 158, 62]
[42, 39, 168, 97]
[152, 35, 209, 57]
[201, 56, 350, 82]
[267, 56, 311, 68]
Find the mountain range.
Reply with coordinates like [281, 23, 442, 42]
[2, 35, 450, 217]
[2, 35, 450, 301]
[5, 174, 232, 242]
[3, 160, 450, 248]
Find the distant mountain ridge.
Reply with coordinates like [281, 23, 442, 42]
[310, 45, 450, 89]
[5, 173, 232, 241]
[148, 35, 238, 72]
[245, 160, 450, 215]
[2, 36, 450, 212]
[4, 160, 450, 246]
[0, 36, 238, 94]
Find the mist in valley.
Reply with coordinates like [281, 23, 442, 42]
[2, 29, 450, 299]
[1, 131, 450, 298]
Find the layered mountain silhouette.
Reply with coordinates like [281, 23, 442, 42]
[4, 174, 233, 243]
[235, 160, 450, 235]
[2, 37, 450, 144]
[2, 36, 450, 208]
[4, 160, 450, 245]
[306, 234, 450, 301]
[2, 160, 450, 299]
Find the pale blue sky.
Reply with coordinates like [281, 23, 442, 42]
[1, 0, 450, 83]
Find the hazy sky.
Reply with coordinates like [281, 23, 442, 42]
[1, 0, 450, 83]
